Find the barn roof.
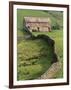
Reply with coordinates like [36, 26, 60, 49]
[24, 17, 50, 23]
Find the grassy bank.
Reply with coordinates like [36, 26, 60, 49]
[17, 39, 53, 80]
[17, 9, 63, 80]
[32, 30, 63, 78]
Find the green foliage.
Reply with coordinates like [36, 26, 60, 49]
[17, 9, 63, 80]
[32, 30, 63, 78]
[17, 39, 53, 80]
[44, 11, 63, 30]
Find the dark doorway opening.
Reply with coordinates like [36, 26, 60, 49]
[37, 27, 40, 31]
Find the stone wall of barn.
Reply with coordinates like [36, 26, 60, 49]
[25, 22, 51, 32]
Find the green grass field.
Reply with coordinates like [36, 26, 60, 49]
[17, 9, 63, 80]
[17, 30, 63, 80]
[17, 39, 54, 80]
[32, 30, 63, 78]
[17, 9, 63, 30]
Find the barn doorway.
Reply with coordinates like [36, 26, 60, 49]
[27, 26, 30, 29]
[37, 27, 40, 31]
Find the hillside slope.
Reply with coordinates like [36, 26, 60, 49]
[17, 9, 63, 37]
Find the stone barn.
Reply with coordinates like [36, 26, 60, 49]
[24, 17, 51, 32]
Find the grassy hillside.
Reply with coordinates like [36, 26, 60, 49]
[17, 9, 63, 80]
[44, 11, 63, 29]
[17, 9, 49, 30]
[32, 30, 63, 78]
[17, 39, 54, 80]
[17, 9, 63, 37]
